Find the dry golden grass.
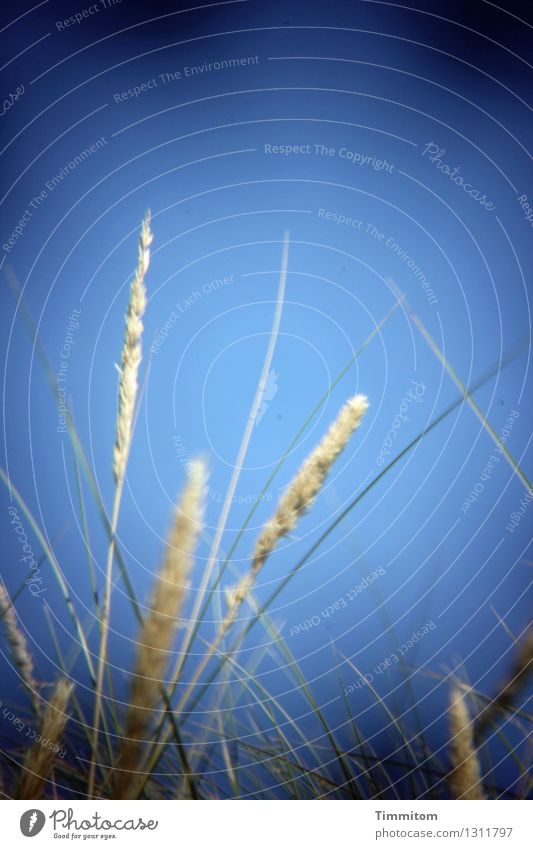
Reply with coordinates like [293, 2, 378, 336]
[449, 688, 485, 800]
[114, 460, 206, 798]
[89, 212, 154, 797]
[171, 395, 369, 718]
[251, 394, 368, 574]
[113, 211, 153, 484]
[0, 582, 40, 716]
[3, 221, 531, 802]
[16, 678, 73, 800]
[224, 573, 254, 612]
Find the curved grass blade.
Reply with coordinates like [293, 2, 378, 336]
[175, 231, 290, 681]
[182, 296, 404, 657]
[181, 344, 526, 718]
[0, 467, 96, 687]
[388, 279, 531, 492]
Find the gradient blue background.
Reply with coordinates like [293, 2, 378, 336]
[1, 0, 532, 798]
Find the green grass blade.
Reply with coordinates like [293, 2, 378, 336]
[388, 279, 531, 491]
[180, 347, 524, 720]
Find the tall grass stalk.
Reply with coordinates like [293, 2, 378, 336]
[114, 461, 205, 799]
[182, 297, 403, 657]
[108, 297, 401, 781]
[134, 394, 368, 789]
[42, 603, 109, 759]
[16, 679, 74, 800]
[135, 231, 290, 785]
[2, 272, 202, 792]
[174, 231, 290, 681]
[449, 688, 485, 800]
[178, 346, 523, 725]
[177, 394, 368, 713]
[88, 212, 152, 798]
[3, 222, 531, 800]
[0, 583, 41, 716]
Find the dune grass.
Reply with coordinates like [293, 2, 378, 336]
[1, 220, 531, 800]
[114, 460, 206, 799]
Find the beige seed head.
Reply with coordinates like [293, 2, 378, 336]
[214, 395, 368, 642]
[17, 678, 73, 800]
[170, 394, 369, 730]
[449, 688, 485, 800]
[116, 460, 206, 797]
[0, 583, 41, 716]
[224, 573, 254, 613]
[252, 394, 368, 572]
[113, 212, 153, 484]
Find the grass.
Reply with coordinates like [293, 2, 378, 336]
[114, 460, 206, 799]
[0, 218, 531, 800]
[88, 211, 153, 798]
